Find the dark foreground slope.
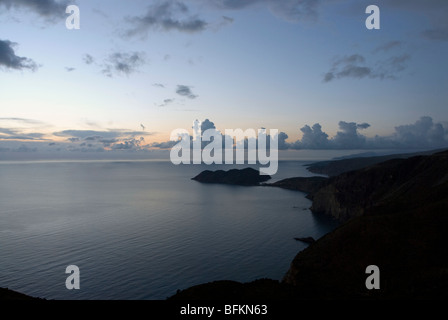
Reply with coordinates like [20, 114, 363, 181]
[171, 151, 448, 299]
[0, 288, 41, 300]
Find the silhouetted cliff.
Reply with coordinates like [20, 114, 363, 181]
[171, 150, 448, 299]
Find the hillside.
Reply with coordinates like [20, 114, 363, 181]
[171, 150, 448, 299]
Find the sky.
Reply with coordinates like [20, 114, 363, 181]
[1, 0, 448, 159]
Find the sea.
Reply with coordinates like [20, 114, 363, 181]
[0, 159, 339, 300]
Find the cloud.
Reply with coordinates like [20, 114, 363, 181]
[83, 54, 94, 65]
[333, 121, 370, 149]
[0, 126, 47, 141]
[0, 117, 44, 125]
[65, 67, 75, 72]
[54, 129, 148, 140]
[289, 117, 448, 150]
[0, 39, 38, 71]
[209, 0, 321, 22]
[126, 1, 208, 37]
[158, 99, 174, 107]
[176, 85, 198, 99]
[324, 53, 410, 82]
[15, 144, 37, 152]
[373, 41, 402, 53]
[101, 52, 146, 77]
[422, 26, 448, 41]
[149, 140, 179, 149]
[153, 83, 165, 88]
[112, 137, 145, 151]
[277, 132, 290, 150]
[0, 0, 70, 20]
[393, 116, 447, 148]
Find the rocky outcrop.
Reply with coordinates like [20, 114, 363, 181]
[192, 168, 271, 186]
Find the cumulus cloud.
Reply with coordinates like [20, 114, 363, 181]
[176, 85, 198, 99]
[332, 121, 370, 149]
[126, 1, 208, 37]
[292, 123, 330, 149]
[0, 0, 70, 20]
[324, 53, 410, 82]
[393, 116, 447, 148]
[0, 39, 38, 71]
[289, 117, 448, 150]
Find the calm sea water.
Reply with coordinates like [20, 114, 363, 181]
[0, 160, 337, 300]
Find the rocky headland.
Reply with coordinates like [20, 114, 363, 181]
[192, 167, 271, 186]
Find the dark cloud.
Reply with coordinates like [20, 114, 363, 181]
[176, 85, 198, 99]
[0, 0, 69, 20]
[159, 99, 174, 107]
[0, 39, 38, 71]
[153, 83, 165, 88]
[126, 1, 208, 37]
[222, 16, 234, 23]
[15, 144, 37, 152]
[84, 136, 101, 141]
[98, 139, 118, 147]
[333, 121, 370, 149]
[199, 119, 216, 133]
[422, 26, 448, 41]
[324, 53, 410, 82]
[149, 140, 178, 149]
[101, 52, 146, 77]
[209, 0, 321, 22]
[112, 137, 145, 151]
[277, 132, 290, 150]
[65, 67, 75, 72]
[0, 126, 47, 141]
[83, 54, 94, 65]
[373, 41, 402, 53]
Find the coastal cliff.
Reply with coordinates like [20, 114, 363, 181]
[309, 150, 448, 222]
[170, 149, 448, 299]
